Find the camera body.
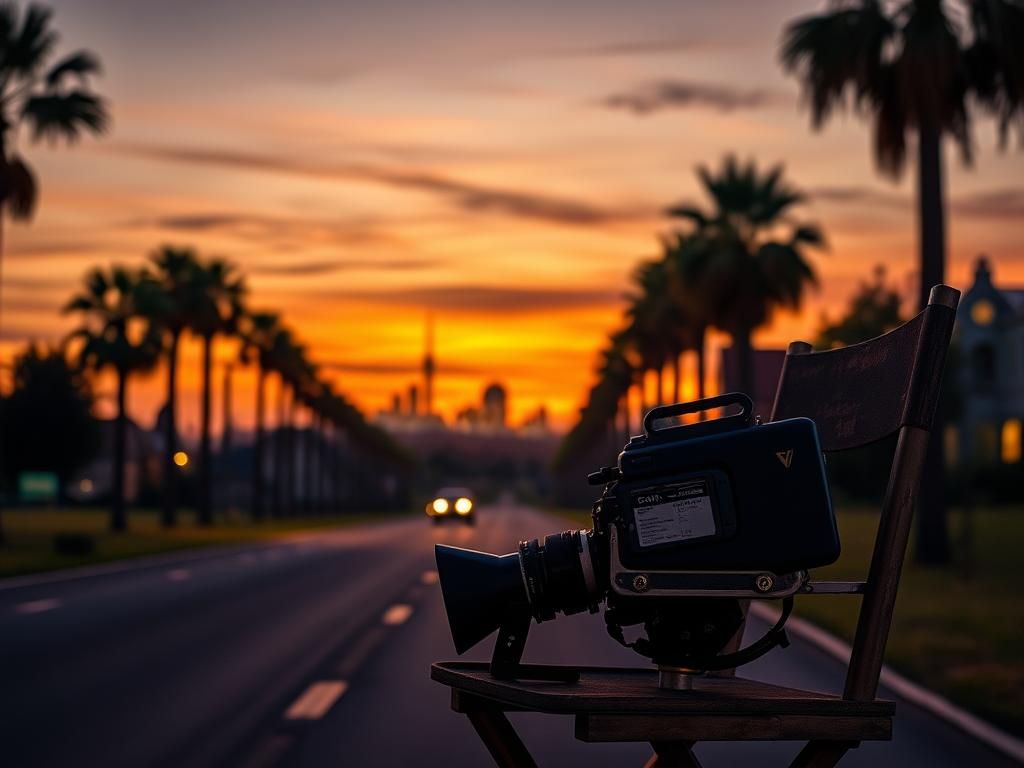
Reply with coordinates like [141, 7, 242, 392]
[435, 393, 840, 680]
[598, 392, 838, 601]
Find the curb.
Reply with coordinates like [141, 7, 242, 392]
[749, 602, 1024, 765]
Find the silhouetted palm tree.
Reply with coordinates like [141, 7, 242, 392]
[188, 258, 246, 526]
[149, 246, 200, 527]
[0, 3, 108, 505]
[781, 0, 1024, 566]
[240, 311, 279, 521]
[63, 266, 164, 532]
[664, 233, 711, 402]
[668, 156, 823, 398]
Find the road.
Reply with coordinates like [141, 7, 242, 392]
[0, 500, 1017, 767]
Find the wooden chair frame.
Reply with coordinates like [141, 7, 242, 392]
[431, 285, 960, 768]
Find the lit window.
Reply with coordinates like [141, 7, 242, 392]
[1002, 419, 1022, 464]
[971, 299, 995, 326]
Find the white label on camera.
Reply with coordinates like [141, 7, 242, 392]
[633, 481, 716, 547]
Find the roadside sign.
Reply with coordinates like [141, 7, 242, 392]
[18, 472, 59, 503]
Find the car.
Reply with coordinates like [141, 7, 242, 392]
[426, 487, 476, 525]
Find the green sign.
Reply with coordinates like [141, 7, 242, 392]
[18, 472, 58, 503]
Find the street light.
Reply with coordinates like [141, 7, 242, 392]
[173, 451, 189, 468]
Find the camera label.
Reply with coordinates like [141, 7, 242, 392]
[633, 480, 717, 547]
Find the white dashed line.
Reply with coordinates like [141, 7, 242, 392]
[420, 570, 439, 585]
[284, 681, 348, 720]
[381, 603, 413, 626]
[166, 569, 191, 582]
[15, 598, 62, 615]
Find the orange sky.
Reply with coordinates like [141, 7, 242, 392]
[5, 0, 1024, 436]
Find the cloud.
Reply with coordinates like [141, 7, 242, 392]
[251, 258, 436, 276]
[319, 360, 487, 376]
[810, 186, 910, 208]
[811, 185, 1024, 221]
[541, 37, 707, 59]
[117, 143, 647, 228]
[951, 188, 1024, 220]
[600, 79, 785, 115]
[310, 284, 622, 313]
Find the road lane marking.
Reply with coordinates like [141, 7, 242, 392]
[420, 570, 438, 585]
[15, 598, 61, 614]
[284, 681, 348, 720]
[381, 603, 413, 626]
[166, 569, 191, 582]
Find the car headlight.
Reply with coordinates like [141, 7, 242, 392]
[454, 497, 473, 515]
[432, 498, 450, 514]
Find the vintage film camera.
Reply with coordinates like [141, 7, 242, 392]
[435, 393, 839, 686]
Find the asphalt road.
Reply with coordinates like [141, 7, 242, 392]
[0, 500, 1017, 767]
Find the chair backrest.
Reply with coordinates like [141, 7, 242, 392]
[769, 284, 960, 702]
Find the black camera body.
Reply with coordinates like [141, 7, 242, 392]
[602, 393, 838, 599]
[435, 393, 840, 682]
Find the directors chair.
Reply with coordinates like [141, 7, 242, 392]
[431, 284, 960, 768]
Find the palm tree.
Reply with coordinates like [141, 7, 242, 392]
[188, 258, 246, 526]
[63, 266, 163, 531]
[148, 246, 200, 527]
[0, 3, 108, 504]
[239, 311, 279, 521]
[664, 233, 711, 402]
[667, 155, 823, 398]
[780, 0, 1024, 565]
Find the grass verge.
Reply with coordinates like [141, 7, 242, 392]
[0, 506, 412, 579]
[551, 504, 1024, 736]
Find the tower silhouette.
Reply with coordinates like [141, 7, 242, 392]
[423, 314, 435, 416]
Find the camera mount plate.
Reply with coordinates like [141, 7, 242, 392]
[607, 528, 808, 599]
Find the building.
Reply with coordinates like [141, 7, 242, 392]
[950, 257, 1024, 466]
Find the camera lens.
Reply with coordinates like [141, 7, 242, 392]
[518, 530, 604, 623]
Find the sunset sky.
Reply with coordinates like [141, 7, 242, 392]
[6, 0, 1024, 436]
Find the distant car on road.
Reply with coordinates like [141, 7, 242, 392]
[426, 487, 476, 525]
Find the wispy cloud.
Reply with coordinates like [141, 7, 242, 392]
[600, 79, 786, 116]
[305, 284, 622, 314]
[541, 37, 707, 59]
[810, 186, 910, 208]
[951, 188, 1024, 220]
[117, 144, 648, 228]
[251, 258, 436, 277]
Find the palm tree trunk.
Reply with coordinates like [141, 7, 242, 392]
[915, 121, 951, 565]
[672, 353, 681, 404]
[656, 363, 664, 407]
[273, 378, 286, 518]
[639, 374, 648, 427]
[735, 327, 754, 400]
[197, 333, 214, 526]
[288, 393, 298, 517]
[252, 365, 266, 521]
[161, 329, 180, 528]
[305, 410, 316, 514]
[696, 326, 707, 400]
[0, 204, 6, 545]
[111, 367, 128, 532]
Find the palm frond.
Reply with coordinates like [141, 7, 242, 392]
[22, 89, 109, 142]
[0, 153, 37, 219]
[45, 49, 102, 87]
[3, 4, 57, 79]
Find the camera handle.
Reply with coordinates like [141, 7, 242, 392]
[490, 611, 581, 683]
[643, 392, 754, 439]
[604, 596, 794, 673]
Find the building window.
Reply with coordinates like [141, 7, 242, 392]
[970, 299, 995, 326]
[1002, 419, 1022, 464]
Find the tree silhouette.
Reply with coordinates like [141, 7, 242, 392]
[148, 246, 201, 527]
[63, 266, 164, 531]
[780, 0, 1024, 563]
[2, 344, 98, 506]
[0, 3, 108, 502]
[187, 258, 246, 526]
[239, 310, 280, 521]
[668, 156, 822, 397]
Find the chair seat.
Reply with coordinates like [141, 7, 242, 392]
[432, 661, 894, 742]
